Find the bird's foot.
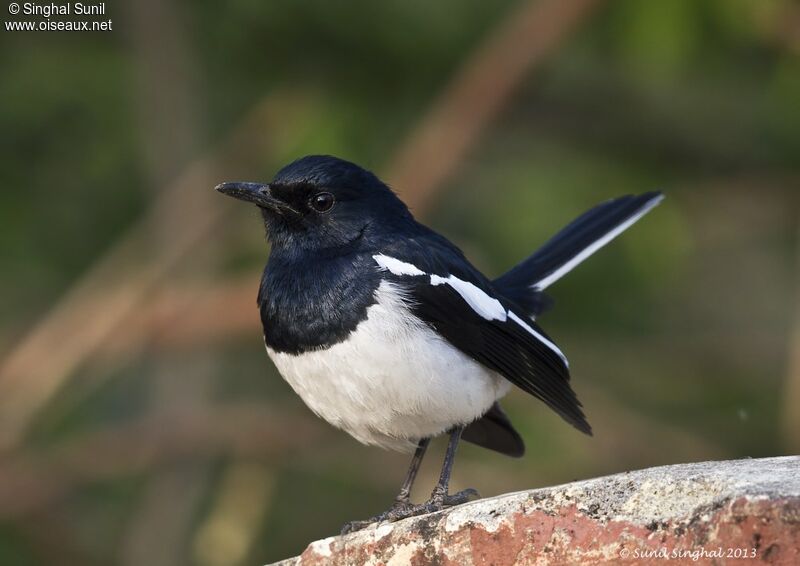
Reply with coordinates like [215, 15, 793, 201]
[340, 498, 414, 535]
[340, 489, 480, 535]
[430, 487, 480, 509]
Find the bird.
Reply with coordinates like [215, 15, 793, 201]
[216, 155, 663, 533]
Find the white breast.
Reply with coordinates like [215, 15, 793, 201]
[266, 280, 510, 452]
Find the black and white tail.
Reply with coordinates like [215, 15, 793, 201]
[494, 192, 664, 315]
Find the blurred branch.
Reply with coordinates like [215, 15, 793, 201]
[191, 462, 276, 566]
[386, 0, 602, 213]
[100, 277, 258, 356]
[16, 512, 101, 566]
[758, 1, 800, 55]
[0, 405, 323, 519]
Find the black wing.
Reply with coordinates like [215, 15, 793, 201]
[376, 237, 591, 435]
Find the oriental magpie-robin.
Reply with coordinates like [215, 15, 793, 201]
[216, 155, 662, 532]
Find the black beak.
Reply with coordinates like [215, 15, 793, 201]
[215, 182, 297, 214]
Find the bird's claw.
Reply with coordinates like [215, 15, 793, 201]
[340, 488, 480, 535]
[433, 488, 480, 508]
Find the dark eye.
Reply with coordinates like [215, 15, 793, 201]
[310, 192, 335, 213]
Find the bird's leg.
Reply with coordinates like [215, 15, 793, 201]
[341, 438, 430, 534]
[393, 437, 430, 508]
[425, 426, 479, 509]
[341, 430, 479, 534]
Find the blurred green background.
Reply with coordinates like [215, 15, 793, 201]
[1, 0, 799, 564]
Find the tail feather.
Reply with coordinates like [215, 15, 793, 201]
[495, 192, 663, 314]
[462, 402, 525, 457]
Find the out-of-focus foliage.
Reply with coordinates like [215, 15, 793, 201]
[0, 1, 797, 564]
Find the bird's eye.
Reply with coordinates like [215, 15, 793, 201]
[310, 192, 335, 213]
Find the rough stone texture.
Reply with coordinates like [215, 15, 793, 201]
[273, 456, 800, 565]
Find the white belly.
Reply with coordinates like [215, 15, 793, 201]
[266, 281, 510, 451]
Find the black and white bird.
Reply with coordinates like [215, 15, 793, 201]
[216, 155, 662, 532]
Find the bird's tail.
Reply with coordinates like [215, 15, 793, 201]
[494, 191, 664, 316]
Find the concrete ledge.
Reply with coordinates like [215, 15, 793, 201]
[274, 456, 800, 565]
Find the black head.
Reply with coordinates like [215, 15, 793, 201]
[216, 155, 413, 253]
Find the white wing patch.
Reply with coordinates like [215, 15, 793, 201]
[373, 254, 426, 276]
[372, 254, 567, 364]
[532, 193, 664, 291]
[430, 274, 506, 321]
[507, 311, 568, 366]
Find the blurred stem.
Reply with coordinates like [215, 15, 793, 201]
[783, 218, 800, 452]
[124, 0, 202, 192]
[0, 405, 321, 520]
[192, 462, 276, 566]
[118, 360, 215, 566]
[120, 1, 214, 564]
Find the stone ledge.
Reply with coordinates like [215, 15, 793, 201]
[274, 456, 800, 565]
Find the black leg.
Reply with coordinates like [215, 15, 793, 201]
[430, 426, 463, 502]
[341, 430, 479, 535]
[395, 437, 430, 505]
[427, 426, 478, 508]
[341, 437, 431, 534]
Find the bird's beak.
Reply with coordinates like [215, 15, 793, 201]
[215, 182, 296, 215]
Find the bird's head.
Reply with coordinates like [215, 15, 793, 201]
[216, 155, 412, 253]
